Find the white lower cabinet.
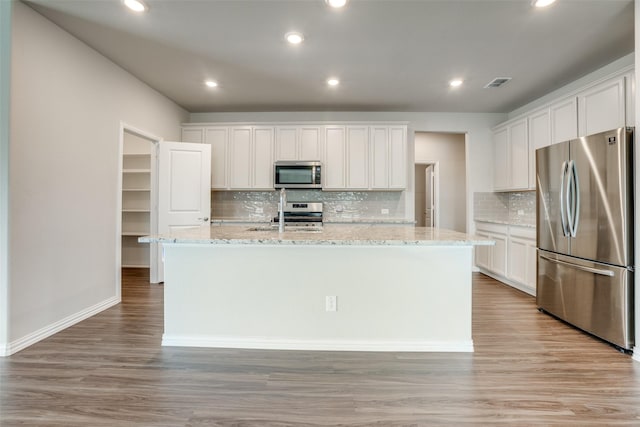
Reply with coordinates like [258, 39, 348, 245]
[476, 222, 536, 296]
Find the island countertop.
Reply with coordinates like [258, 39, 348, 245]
[140, 224, 494, 246]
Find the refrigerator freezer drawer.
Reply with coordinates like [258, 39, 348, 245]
[537, 250, 634, 350]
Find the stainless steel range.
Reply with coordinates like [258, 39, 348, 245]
[274, 202, 323, 228]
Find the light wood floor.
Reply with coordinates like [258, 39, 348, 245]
[1, 270, 640, 426]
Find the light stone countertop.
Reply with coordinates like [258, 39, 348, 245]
[140, 224, 494, 246]
[474, 218, 536, 229]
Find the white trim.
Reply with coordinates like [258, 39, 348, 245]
[1, 296, 120, 356]
[183, 120, 410, 127]
[414, 159, 440, 228]
[162, 335, 474, 353]
[477, 268, 536, 297]
[117, 122, 163, 290]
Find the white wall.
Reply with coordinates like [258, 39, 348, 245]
[3, 2, 188, 355]
[0, 0, 12, 354]
[415, 132, 466, 232]
[190, 111, 506, 234]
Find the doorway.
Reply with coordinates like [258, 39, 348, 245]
[118, 124, 161, 290]
[415, 162, 439, 227]
[414, 132, 467, 232]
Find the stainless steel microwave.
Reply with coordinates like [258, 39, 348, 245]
[274, 161, 322, 189]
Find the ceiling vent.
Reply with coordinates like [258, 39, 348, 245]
[484, 77, 512, 88]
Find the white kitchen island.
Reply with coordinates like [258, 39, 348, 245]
[140, 225, 493, 352]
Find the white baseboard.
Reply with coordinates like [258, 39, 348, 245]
[633, 350, 640, 363]
[1, 296, 120, 357]
[162, 335, 474, 353]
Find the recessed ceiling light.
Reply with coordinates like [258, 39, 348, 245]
[449, 79, 463, 88]
[123, 0, 147, 13]
[285, 32, 304, 45]
[325, 0, 348, 8]
[532, 0, 556, 7]
[205, 80, 218, 88]
[327, 78, 340, 87]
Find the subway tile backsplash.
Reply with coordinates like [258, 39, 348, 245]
[474, 191, 535, 226]
[212, 190, 406, 222]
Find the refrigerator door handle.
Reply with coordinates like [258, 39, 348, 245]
[539, 254, 615, 277]
[559, 161, 569, 236]
[569, 160, 580, 237]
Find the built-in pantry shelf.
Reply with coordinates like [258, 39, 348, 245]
[121, 134, 153, 269]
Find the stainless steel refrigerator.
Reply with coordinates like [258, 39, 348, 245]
[536, 127, 634, 351]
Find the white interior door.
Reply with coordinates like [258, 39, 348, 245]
[424, 165, 435, 227]
[157, 141, 211, 282]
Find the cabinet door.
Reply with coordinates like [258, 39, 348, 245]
[346, 126, 369, 189]
[528, 108, 550, 190]
[205, 127, 228, 189]
[388, 127, 407, 189]
[182, 127, 204, 144]
[509, 119, 528, 190]
[370, 127, 388, 189]
[577, 75, 625, 137]
[475, 233, 490, 270]
[491, 233, 507, 277]
[299, 126, 323, 160]
[507, 237, 528, 284]
[493, 127, 508, 190]
[275, 127, 298, 160]
[229, 127, 252, 189]
[253, 127, 274, 189]
[526, 241, 537, 293]
[324, 126, 346, 189]
[625, 72, 635, 127]
[550, 97, 577, 144]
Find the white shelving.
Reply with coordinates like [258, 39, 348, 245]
[121, 133, 153, 268]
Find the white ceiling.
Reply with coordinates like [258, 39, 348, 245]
[24, 0, 634, 114]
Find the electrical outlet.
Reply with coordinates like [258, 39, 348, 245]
[381, 208, 389, 215]
[325, 295, 337, 312]
[335, 205, 344, 213]
[517, 209, 524, 215]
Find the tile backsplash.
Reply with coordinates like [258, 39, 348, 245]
[212, 190, 406, 222]
[474, 191, 536, 226]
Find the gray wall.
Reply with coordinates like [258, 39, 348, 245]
[3, 2, 188, 354]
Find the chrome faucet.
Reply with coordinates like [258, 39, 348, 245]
[278, 187, 286, 233]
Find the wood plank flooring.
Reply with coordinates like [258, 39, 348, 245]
[1, 270, 640, 426]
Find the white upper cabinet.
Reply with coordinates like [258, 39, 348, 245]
[205, 127, 229, 189]
[577, 75, 626, 137]
[370, 126, 407, 190]
[324, 126, 346, 189]
[492, 126, 509, 191]
[550, 96, 578, 144]
[509, 119, 528, 190]
[625, 72, 635, 127]
[493, 118, 528, 192]
[252, 127, 275, 189]
[527, 108, 551, 190]
[183, 122, 407, 191]
[346, 126, 369, 189]
[275, 126, 323, 161]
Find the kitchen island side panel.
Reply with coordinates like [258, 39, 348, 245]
[162, 244, 473, 352]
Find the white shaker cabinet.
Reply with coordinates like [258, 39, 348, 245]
[550, 97, 578, 144]
[527, 108, 551, 190]
[229, 126, 274, 190]
[474, 222, 507, 277]
[205, 127, 229, 189]
[252, 127, 275, 189]
[275, 126, 323, 161]
[229, 127, 252, 189]
[371, 126, 407, 190]
[323, 126, 346, 189]
[346, 126, 369, 189]
[625, 71, 635, 127]
[493, 118, 527, 191]
[506, 226, 536, 295]
[577, 75, 626, 137]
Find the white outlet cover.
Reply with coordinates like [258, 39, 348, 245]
[381, 208, 389, 215]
